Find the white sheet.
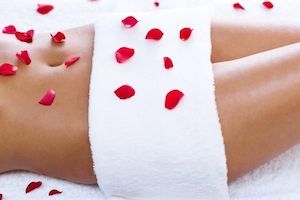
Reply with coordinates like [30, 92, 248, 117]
[1, 0, 300, 199]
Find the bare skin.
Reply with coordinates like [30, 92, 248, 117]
[0, 21, 300, 185]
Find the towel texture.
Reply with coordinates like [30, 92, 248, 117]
[89, 7, 229, 199]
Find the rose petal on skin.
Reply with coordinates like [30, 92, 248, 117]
[115, 47, 135, 63]
[233, 2, 245, 10]
[49, 189, 63, 196]
[15, 29, 34, 43]
[180, 28, 193, 41]
[163, 57, 173, 69]
[39, 89, 56, 106]
[263, 1, 274, 9]
[26, 181, 42, 194]
[154, 1, 160, 7]
[37, 4, 54, 15]
[0, 63, 18, 76]
[145, 28, 164, 40]
[122, 16, 139, 28]
[16, 50, 31, 65]
[2, 25, 16, 34]
[64, 56, 80, 67]
[114, 85, 135, 100]
[51, 32, 66, 43]
[165, 89, 184, 110]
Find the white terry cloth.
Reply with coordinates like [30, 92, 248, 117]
[88, 7, 229, 199]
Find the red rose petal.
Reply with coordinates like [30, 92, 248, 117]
[263, 1, 274, 9]
[37, 4, 54, 15]
[121, 16, 139, 28]
[2, 25, 16, 34]
[145, 28, 164, 40]
[165, 89, 184, 110]
[16, 50, 31, 65]
[233, 2, 245, 10]
[154, 1, 160, 7]
[0, 193, 2, 200]
[64, 56, 80, 67]
[26, 181, 42, 193]
[51, 32, 66, 43]
[15, 29, 34, 43]
[115, 47, 135, 63]
[39, 89, 56, 106]
[0, 63, 18, 76]
[114, 85, 135, 100]
[49, 189, 63, 196]
[163, 57, 173, 69]
[180, 28, 193, 41]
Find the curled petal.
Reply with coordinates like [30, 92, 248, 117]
[16, 50, 31, 65]
[122, 16, 138, 28]
[39, 89, 56, 106]
[37, 4, 54, 14]
[49, 189, 63, 196]
[15, 29, 34, 43]
[165, 89, 184, 110]
[154, 1, 160, 7]
[145, 28, 164, 40]
[180, 28, 193, 41]
[114, 85, 135, 100]
[0, 63, 18, 76]
[2, 25, 16, 34]
[263, 1, 274, 9]
[26, 181, 42, 194]
[115, 47, 135, 63]
[64, 56, 80, 67]
[51, 32, 66, 43]
[163, 57, 173, 69]
[233, 2, 245, 10]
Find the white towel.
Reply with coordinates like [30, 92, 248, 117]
[88, 7, 229, 199]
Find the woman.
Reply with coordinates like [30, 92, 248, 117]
[0, 4, 300, 199]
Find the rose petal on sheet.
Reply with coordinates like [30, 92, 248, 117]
[122, 16, 139, 28]
[154, 1, 160, 7]
[114, 85, 135, 100]
[39, 89, 56, 106]
[263, 1, 274, 9]
[51, 32, 66, 43]
[37, 4, 54, 15]
[233, 2, 245, 10]
[26, 181, 42, 193]
[180, 28, 193, 41]
[64, 56, 80, 67]
[165, 89, 184, 110]
[115, 47, 135, 63]
[0, 63, 18, 76]
[49, 189, 63, 196]
[16, 50, 31, 65]
[15, 29, 34, 43]
[2, 25, 16, 34]
[163, 57, 174, 69]
[145, 28, 164, 40]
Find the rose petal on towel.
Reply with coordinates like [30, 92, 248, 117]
[39, 89, 56, 106]
[114, 85, 135, 100]
[37, 4, 54, 15]
[263, 1, 274, 9]
[122, 16, 139, 28]
[49, 189, 63, 196]
[164, 57, 173, 69]
[51, 32, 66, 43]
[0, 63, 18, 76]
[15, 29, 34, 43]
[65, 56, 80, 67]
[165, 89, 184, 110]
[115, 47, 135, 63]
[154, 1, 160, 7]
[233, 2, 245, 10]
[26, 181, 42, 193]
[2, 25, 16, 34]
[16, 50, 31, 65]
[145, 28, 164, 40]
[180, 28, 193, 41]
